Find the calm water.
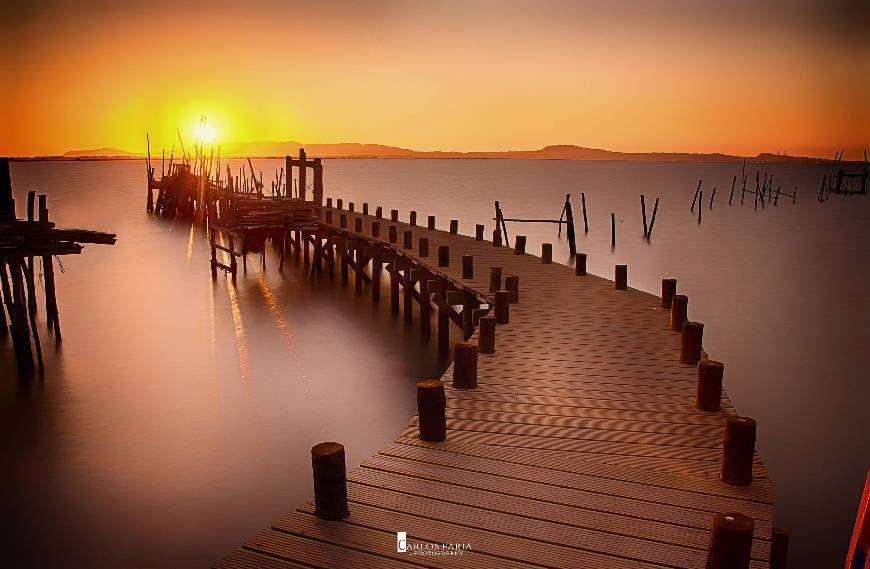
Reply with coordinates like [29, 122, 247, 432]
[2, 158, 868, 568]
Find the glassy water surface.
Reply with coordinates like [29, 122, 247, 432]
[2, 158, 868, 568]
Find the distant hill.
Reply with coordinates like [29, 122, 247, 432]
[63, 148, 140, 158]
[53, 142, 837, 164]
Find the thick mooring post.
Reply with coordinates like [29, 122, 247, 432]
[514, 235, 526, 255]
[452, 342, 478, 389]
[438, 245, 449, 267]
[541, 243, 552, 264]
[376, 206, 383, 219]
[311, 442, 349, 521]
[494, 290, 510, 324]
[492, 228, 502, 247]
[671, 294, 688, 332]
[409, 211, 417, 226]
[478, 316, 496, 353]
[475, 224, 485, 240]
[403, 230, 413, 249]
[298, 149, 307, 201]
[575, 253, 587, 276]
[697, 359, 724, 411]
[417, 380, 446, 442]
[450, 219, 459, 235]
[615, 264, 627, 290]
[419, 237, 429, 257]
[391, 209, 399, 222]
[770, 528, 789, 569]
[462, 255, 474, 279]
[680, 321, 704, 365]
[661, 278, 677, 309]
[362, 203, 369, 215]
[349, 202, 356, 213]
[505, 275, 519, 303]
[489, 266, 502, 292]
[721, 416, 756, 486]
[706, 513, 754, 569]
[428, 215, 436, 230]
[389, 225, 398, 244]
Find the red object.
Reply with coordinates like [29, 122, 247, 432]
[846, 469, 870, 569]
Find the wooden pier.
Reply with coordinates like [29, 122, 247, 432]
[210, 162, 779, 568]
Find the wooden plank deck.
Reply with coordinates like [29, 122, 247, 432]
[219, 205, 774, 568]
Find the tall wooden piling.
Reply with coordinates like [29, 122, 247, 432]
[478, 316, 496, 353]
[428, 215, 435, 230]
[671, 295, 688, 332]
[722, 416, 756, 486]
[475, 224, 485, 240]
[640, 195, 648, 237]
[661, 278, 677, 309]
[697, 359, 724, 411]
[706, 513, 754, 569]
[489, 266, 502, 292]
[450, 219, 459, 235]
[615, 265, 627, 290]
[391, 209, 399, 222]
[409, 211, 417, 226]
[680, 321, 704, 365]
[417, 381, 446, 442]
[311, 442, 349, 521]
[541, 243, 552, 264]
[494, 290, 510, 324]
[581, 192, 588, 233]
[452, 342, 478, 389]
[514, 235, 526, 255]
[575, 253, 587, 276]
[611, 213, 616, 247]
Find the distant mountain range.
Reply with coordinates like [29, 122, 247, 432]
[49, 142, 837, 163]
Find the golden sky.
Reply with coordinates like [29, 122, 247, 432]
[1, 0, 868, 158]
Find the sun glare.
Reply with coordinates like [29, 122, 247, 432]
[193, 122, 218, 145]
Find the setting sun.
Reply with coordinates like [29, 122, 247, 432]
[193, 121, 218, 146]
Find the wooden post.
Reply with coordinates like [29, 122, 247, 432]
[729, 176, 736, 206]
[298, 149, 307, 201]
[581, 192, 588, 233]
[691, 179, 702, 211]
[615, 265, 627, 290]
[371, 254, 382, 303]
[362, 202, 369, 215]
[391, 209, 399, 222]
[478, 316, 496, 354]
[409, 211, 417, 226]
[438, 299, 450, 357]
[461, 293, 476, 340]
[452, 342, 478, 389]
[438, 245, 449, 267]
[565, 194, 577, 255]
[671, 295, 688, 332]
[575, 253, 587, 276]
[403, 230, 413, 249]
[541, 243, 552, 264]
[698, 191, 703, 223]
[403, 261, 413, 323]
[417, 381, 446, 442]
[326, 210, 333, 224]
[450, 219, 459, 235]
[419, 237, 429, 257]
[661, 278, 677, 309]
[489, 266, 502, 292]
[611, 213, 616, 247]
[371, 221, 381, 239]
[354, 217, 362, 232]
[492, 228, 502, 247]
[697, 359, 724, 411]
[640, 195, 648, 237]
[462, 255, 473, 279]
[311, 442, 349, 520]
[390, 262, 400, 314]
[428, 215, 435, 230]
[389, 225, 398, 244]
[376, 206, 383, 219]
[354, 243, 364, 295]
[313, 159, 324, 205]
[339, 240, 349, 286]
[706, 513, 754, 569]
[419, 278, 431, 340]
[349, 202, 355, 213]
[721, 416, 756, 487]
[680, 321, 703, 365]
[340, 213, 347, 229]
[647, 198, 659, 240]
[475, 224, 484, 240]
[337, 198, 343, 210]
[514, 235, 526, 255]
[770, 528, 789, 569]
[505, 275, 519, 303]
[494, 290, 510, 324]
[327, 197, 333, 208]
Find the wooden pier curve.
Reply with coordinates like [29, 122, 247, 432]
[218, 201, 776, 569]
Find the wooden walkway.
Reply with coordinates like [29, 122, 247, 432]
[218, 203, 775, 569]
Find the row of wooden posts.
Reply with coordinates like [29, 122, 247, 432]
[277, 197, 788, 569]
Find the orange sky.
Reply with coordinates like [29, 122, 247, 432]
[1, 0, 868, 158]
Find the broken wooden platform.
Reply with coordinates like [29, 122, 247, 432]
[217, 201, 776, 568]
